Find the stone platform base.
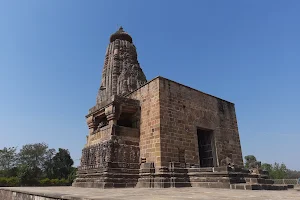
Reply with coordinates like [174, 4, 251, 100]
[0, 187, 298, 200]
[134, 165, 288, 190]
[73, 164, 288, 190]
[135, 180, 288, 190]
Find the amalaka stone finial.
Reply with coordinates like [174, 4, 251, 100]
[110, 26, 132, 43]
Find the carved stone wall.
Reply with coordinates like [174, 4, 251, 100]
[74, 137, 140, 188]
[79, 139, 140, 170]
[96, 28, 147, 104]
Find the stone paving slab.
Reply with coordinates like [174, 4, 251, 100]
[1, 187, 300, 200]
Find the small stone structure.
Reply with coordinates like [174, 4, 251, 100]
[72, 27, 286, 190]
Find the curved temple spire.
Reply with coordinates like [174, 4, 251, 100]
[96, 27, 147, 104]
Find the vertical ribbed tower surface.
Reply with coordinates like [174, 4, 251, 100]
[96, 27, 147, 104]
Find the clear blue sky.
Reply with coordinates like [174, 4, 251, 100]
[0, 1, 299, 170]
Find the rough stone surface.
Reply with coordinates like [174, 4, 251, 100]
[125, 77, 243, 168]
[0, 187, 299, 200]
[126, 78, 160, 166]
[158, 77, 243, 167]
[96, 27, 147, 105]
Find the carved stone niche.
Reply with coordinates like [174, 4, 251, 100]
[104, 95, 140, 128]
[86, 95, 140, 139]
[86, 109, 107, 135]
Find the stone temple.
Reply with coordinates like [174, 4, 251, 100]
[73, 27, 286, 190]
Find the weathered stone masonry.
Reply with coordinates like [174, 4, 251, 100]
[126, 77, 243, 168]
[126, 78, 161, 167]
[158, 78, 243, 168]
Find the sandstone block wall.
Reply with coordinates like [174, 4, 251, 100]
[126, 78, 161, 166]
[127, 77, 243, 169]
[158, 77, 243, 167]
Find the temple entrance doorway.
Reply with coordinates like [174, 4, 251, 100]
[197, 128, 216, 167]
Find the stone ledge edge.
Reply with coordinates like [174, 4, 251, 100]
[0, 188, 86, 200]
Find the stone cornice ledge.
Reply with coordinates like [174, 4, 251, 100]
[0, 187, 95, 200]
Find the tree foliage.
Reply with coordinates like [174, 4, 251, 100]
[51, 148, 74, 179]
[17, 143, 56, 182]
[0, 143, 76, 186]
[17, 143, 53, 169]
[244, 155, 257, 169]
[244, 155, 298, 179]
[261, 162, 288, 179]
[286, 169, 300, 179]
[17, 165, 40, 186]
[43, 148, 56, 179]
[0, 147, 17, 171]
[67, 167, 77, 183]
[0, 147, 18, 178]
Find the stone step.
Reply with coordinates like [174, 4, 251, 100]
[188, 167, 213, 172]
[190, 176, 246, 184]
[230, 184, 288, 190]
[190, 182, 231, 188]
[245, 178, 274, 184]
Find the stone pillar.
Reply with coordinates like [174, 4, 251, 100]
[105, 104, 121, 125]
[86, 116, 95, 134]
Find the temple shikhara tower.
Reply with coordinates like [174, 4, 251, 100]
[73, 27, 286, 190]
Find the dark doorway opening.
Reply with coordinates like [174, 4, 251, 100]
[117, 113, 137, 128]
[197, 129, 215, 167]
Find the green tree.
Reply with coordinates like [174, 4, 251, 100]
[244, 155, 257, 168]
[18, 143, 48, 168]
[17, 143, 55, 183]
[0, 147, 18, 177]
[43, 148, 56, 179]
[286, 169, 300, 179]
[17, 165, 40, 186]
[261, 162, 288, 179]
[52, 148, 74, 179]
[0, 147, 17, 171]
[261, 163, 272, 172]
[271, 162, 287, 179]
[0, 143, 76, 185]
[67, 167, 77, 184]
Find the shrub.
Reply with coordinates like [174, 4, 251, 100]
[50, 178, 60, 186]
[0, 177, 71, 187]
[39, 178, 51, 186]
[67, 167, 77, 184]
[39, 178, 71, 186]
[17, 165, 39, 186]
[6, 177, 19, 186]
[59, 178, 65, 186]
[0, 177, 19, 187]
[0, 177, 8, 186]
